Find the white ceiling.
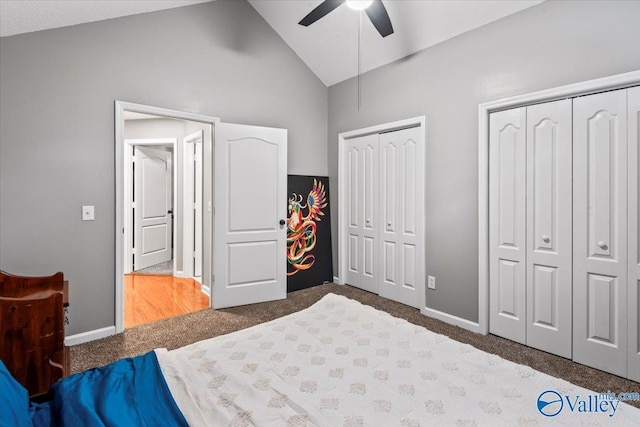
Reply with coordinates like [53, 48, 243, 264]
[0, 0, 212, 37]
[250, 0, 543, 86]
[0, 0, 543, 87]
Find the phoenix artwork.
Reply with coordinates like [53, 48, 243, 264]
[287, 179, 328, 276]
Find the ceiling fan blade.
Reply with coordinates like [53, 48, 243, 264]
[365, 0, 394, 37]
[298, 0, 345, 27]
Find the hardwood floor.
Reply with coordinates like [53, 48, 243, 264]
[124, 274, 210, 328]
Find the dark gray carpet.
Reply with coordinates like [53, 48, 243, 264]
[71, 283, 640, 409]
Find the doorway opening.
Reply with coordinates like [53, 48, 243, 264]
[115, 102, 219, 333]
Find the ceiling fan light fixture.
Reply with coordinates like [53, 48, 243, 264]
[299, 0, 393, 38]
[345, 0, 373, 11]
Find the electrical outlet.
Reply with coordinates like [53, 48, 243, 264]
[427, 275, 436, 290]
[82, 205, 95, 221]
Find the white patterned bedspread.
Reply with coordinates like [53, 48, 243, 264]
[156, 293, 640, 426]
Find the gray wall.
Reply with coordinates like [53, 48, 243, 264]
[327, 0, 640, 323]
[0, 0, 327, 335]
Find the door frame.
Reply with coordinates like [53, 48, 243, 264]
[115, 101, 219, 334]
[123, 138, 177, 275]
[337, 116, 426, 305]
[477, 70, 640, 335]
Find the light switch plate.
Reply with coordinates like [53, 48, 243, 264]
[427, 275, 436, 290]
[82, 205, 95, 221]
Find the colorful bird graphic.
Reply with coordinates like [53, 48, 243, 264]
[287, 179, 328, 276]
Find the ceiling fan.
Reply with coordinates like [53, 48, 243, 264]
[298, 0, 394, 37]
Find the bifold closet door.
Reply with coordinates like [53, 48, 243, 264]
[525, 99, 573, 358]
[629, 86, 640, 382]
[378, 126, 424, 308]
[345, 134, 379, 294]
[489, 107, 527, 344]
[573, 89, 628, 378]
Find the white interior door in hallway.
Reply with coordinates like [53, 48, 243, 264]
[134, 145, 173, 271]
[342, 123, 425, 308]
[213, 123, 288, 309]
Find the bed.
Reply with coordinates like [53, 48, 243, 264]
[3, 293, 640, 426]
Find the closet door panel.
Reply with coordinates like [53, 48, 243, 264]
[403, 244, 416, 289]
[363, 236, 375, 277]
[347, 146, 360, 275]
[629, 86, 640, 382]
[526, 99, 572, 358]
[362, 138, 379, 289]
[587, 274, 619, 343]
[573, 89, 628, 377]
[363, 144, 377, 236]
[348, 235, 359, 273]
[379, 126, 423, 308]
[383, 142, 397, 234]
[489, 107, 527, 344]
[532, 265, 557, 327]
[348, 145, 360, 227]
[380, 132, 399, 298]
[498, 260, 520, 317]
[403, 139, 417, 235]
[383, 241, 396, 284]
[345, 135, 379, 294]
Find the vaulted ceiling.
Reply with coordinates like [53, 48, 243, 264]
[0, 1, 212, 37]
[0, 0, 543, 86]
[249, 0, 543, 86]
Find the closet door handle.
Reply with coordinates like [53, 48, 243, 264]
[387, 222, 392, 227]
[366, 218, 371, 224]
[598, 241, 608, 250]
[542, 235, 550, 243]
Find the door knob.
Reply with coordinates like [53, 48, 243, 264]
[279, 219, 286, 226]
[542, 235, 550, 243]
[387, 222, 392, 227]
[366, 218, 371, 224]
[598, 241, 608, 250]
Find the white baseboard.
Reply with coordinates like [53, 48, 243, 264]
[421, 307, 484, 335]
[65, 326, 116, 346]
[333, 276, 343, 285]
[201, 284, 211, 297]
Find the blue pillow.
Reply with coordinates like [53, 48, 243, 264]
[0, 359, 33, 427]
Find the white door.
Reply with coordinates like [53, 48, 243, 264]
[378, 127, 424, 308]
[525, 99, 573, 358]
[183, 131, 204, 281]
[573, 89, 628, 377]
[213, 123, 287, 309]
[134, 146, 173, 270]
[345, 134, 379, 294]
[628, 86, 640, 382]
[489, 107, 527, 344]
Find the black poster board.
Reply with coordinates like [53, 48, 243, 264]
[286, 175, 333, 292]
